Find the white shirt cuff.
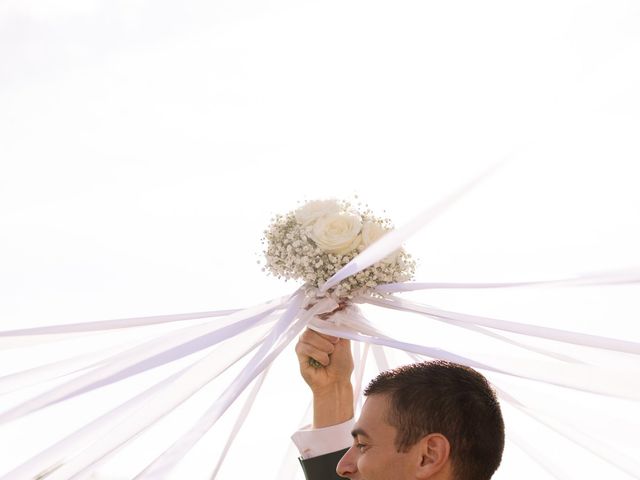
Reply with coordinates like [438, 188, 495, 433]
[291, 418, 355, 459]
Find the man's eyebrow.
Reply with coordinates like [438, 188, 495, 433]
[351, 428, 370, 438]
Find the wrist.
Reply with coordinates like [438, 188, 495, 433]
[312, 382, 354, 428]
[311, 381, 353, 398]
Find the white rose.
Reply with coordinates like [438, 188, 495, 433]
[310, 212, 362, 254]
[361, 221, 399, 263]
[294, 199, 340, 226]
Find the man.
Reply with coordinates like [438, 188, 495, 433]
[292, 328, 505, 480]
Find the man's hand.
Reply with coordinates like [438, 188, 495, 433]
[295, 328, 354, 392]
[295, 328, 354, 428]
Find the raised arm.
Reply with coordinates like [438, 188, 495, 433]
[295, 328, 354, 428]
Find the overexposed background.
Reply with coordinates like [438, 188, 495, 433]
[1, 0, 640, 478]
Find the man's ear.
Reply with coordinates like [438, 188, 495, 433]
[415, 433, 451, 479]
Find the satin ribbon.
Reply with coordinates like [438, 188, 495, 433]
[41, 296, 304, 479]
[352, 342, 370, 412]
[308, 304, 640, 400]
[0, 308, 247, 337]
[366, 294, 640, 355]
[494, 384, 640, 479]
[375, 268, 640, 292]
[0, 340, 138, 395]
[4, 283, 637, 478]
[320, 162, 503, 293]
[1, 329, 268, 480]
[2, 163, 638, 479]
[208, 367, 271, 479]
[132, 292, 328, 479]
[0, 297, 288, 425]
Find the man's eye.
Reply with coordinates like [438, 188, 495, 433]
[356, 443, 368, 452]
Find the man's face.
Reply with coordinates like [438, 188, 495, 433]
[336, 394, 420, 480]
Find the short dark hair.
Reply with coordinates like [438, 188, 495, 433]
[364, 360, 504, 480]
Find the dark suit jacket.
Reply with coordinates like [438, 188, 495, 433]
[299, 448, 349, 479]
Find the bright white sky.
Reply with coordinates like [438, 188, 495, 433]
[1, 0, 640, 479]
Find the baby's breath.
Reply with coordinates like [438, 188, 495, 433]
[262, 199, 416, 298]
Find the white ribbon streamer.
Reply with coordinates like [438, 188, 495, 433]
[1, 328, 268, 480]
[320, 162, 503, 292]
[43, 313, 281, 480]
[371, 345, 390, 372]
[275, 401, 312, 480]
[366, 295, 640, 355]
[0, 298, 287, 425]
[0, 341, 136, 395]
[507, 429, 572, 480]
[352, 342, 370, 412]
[407, 295, 582, 362]
[133, 293, 324, 479]
[209, 367, 271, 479]
[368, 297, 582, 363]
[0, 308, 246, 337]
[309, 309, 509, 378]
[308, 306, 640, 400]
[375, 268, 640, 292]
[494, 384, 640, 479]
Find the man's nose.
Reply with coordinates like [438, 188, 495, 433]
[336, 445, 358, 478]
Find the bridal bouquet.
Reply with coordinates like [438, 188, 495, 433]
[262, 199, 415, 298]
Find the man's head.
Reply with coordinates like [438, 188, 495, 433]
[337, 360, 505, 480]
